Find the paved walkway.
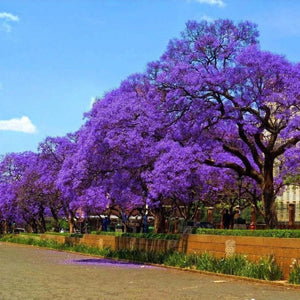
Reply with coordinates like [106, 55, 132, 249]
[0, 242, 299, 299]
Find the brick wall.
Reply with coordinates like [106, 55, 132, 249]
[80, 234, 116, 250]
[115, 236, 183, 252]
[40, 234, 66, 244]
[186, 234, 300, 279]
[37, 233, 300, 279]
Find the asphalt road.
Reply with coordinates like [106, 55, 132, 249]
[0, 242, 299, 300]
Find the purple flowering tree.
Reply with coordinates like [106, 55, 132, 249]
[60, 74, 172, 232]
[39, 134, 83, 233]
[0, 154, 21, 233]
[148, 19, 300, 228]
[0, 152, 47, 232]
[2, 19, 298, 232]
[37, 135, 78, 231]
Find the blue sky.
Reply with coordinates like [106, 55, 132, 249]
[0, 0, 299, 155]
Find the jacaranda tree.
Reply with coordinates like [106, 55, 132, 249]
[0, 152, 47, 232]
[60, 74, 176, 232]
[1, 19, 299, 231]
[38, 135, 77, 231]
[148, 19, 300, 228]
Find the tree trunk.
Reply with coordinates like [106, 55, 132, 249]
[262, 190, 278, 228]
[68, 213, 75, 233]
[152, 206, 166, 233]
[262, 158, 278, 228]
[38, 206, 46, 233]
[50, 208, 60, 232]
[63, 206, 76, 233]
[31, 219, 38, 233]
[3, 219, 7, 233]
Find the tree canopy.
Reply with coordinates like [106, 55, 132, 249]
[1, 19, 299, 231]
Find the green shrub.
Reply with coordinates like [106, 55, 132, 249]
[164, 252, 200, 269]
[56, 219, 69, 231]
[216, 255, 249, 275]
[195, 252, 218, 272]
[19, 232, 41, 237]
[163, 252, 191, 268]
[44, 231, 73, 237]
[145, 250, 169, 264]
[0, 234, 62, 249]
[213, 254, 283, 280]
[193, 252, 282, 280]
[195, 228, 300, 238]
[121, 232, 180, 240]
[44, 231, 70, 236]
[90, 231, 123, 236]
[257, 255, 283, 280]
[90, 231, 180, 240]
[289, 259, 300, 284]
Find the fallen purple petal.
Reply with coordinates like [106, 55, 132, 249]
[69, 258, 162, 269]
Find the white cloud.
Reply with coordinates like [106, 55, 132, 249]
[90, 96, 97, 108]
[0, 12, 19, 33]
[0, 12, 19, 22]
[193, 0, 225, 7]
[200, 15, 215, 23]
[0, 116, 37, 134]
